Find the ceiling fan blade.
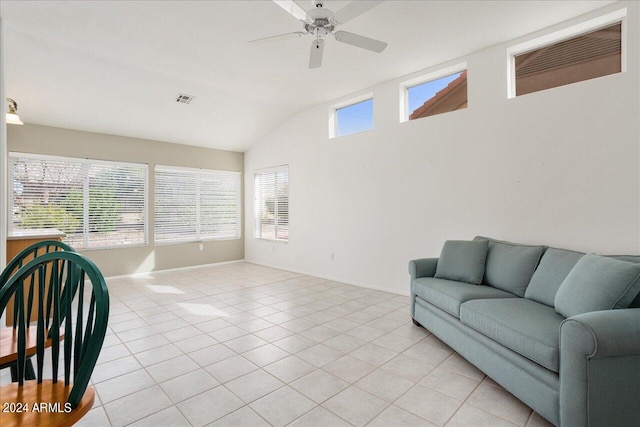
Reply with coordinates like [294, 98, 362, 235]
[273, 0, 312, 23]
[332, 1, 384, 25]
[309, 39, 325, 69]
[334, 30, 387, 53]
[249, 32, 306, 43]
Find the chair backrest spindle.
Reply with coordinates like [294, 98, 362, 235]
[36, 269, 46, 382]
[15, 285, 26, 386]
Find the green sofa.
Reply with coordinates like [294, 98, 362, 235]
[409, 236, 640, 427]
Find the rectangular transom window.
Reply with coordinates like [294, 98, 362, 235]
[400, 63, 467, 122]
[330, 95, 374, 138]
[254, 166, 289, 242]
[9, 152, 148, 250]
[509, 9, 625, 97]
[407, 71, 467, 120]
[154, 166, 241, 244]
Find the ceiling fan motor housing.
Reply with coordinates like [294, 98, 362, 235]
[305, 6, 335, 36]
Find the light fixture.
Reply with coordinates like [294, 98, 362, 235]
[6, 98, 24, 125]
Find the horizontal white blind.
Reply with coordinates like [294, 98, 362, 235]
[154, 165, 241, 244]
[254, 166, 288, 241]
[9, 153, 148, 249]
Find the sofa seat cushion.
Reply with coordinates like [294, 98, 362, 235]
[460, 298, 564, 372]
[413, 277, 516, 318]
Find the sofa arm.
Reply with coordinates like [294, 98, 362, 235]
[408, 258, 438, 280]
[409, 258, 438, 321]
[559, 309, 640, 427]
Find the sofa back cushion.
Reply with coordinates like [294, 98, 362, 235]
[434, 240, 489, 285]
[555, 253, 640, 318]
[474, 236, 545, 297]
[610, 255, 640, 263]
[525, 248, 585, 307]
[608, 256, 640, 308]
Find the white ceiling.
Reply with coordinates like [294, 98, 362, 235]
[1, 0, 614, 152]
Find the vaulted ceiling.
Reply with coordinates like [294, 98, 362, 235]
[1, 1, 614, 152]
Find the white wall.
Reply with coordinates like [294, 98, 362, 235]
[1, 17, 7, 270]
[245, 2, 640, 295]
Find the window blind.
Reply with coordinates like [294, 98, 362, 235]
[513, 22, 622, 96]
[9, 153, 148, 249]
[154, 165, 241, 244]
[254, 166, 289, 242]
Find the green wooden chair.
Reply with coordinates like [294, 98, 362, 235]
[0, 240, 75, 381]
[0, 251, 109, 427]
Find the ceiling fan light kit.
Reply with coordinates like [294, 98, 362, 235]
[6, 98, 24, 125]
[254, 0, 387, 68]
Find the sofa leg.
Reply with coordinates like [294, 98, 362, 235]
[412, 317, 423, 328]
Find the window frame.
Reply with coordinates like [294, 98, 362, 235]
[9, 152, 149, 250]
[253, 165, 289, 243]
[399, 62, 467, 123]
[507, 8, 627, 99]
[329, 93, 374, 139]
[154, 165, 242, 245]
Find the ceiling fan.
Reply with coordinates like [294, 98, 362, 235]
[252, 0, 387, 68]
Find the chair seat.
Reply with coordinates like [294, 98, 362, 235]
[0, 329, 62, 366]
[0, 380, 95, 427]
[0, 328, 39, 365]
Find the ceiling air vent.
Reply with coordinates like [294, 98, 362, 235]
[176, 93, 195, 104]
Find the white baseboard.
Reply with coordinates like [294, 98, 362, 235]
[106, 259, 246, 280]
[106, 258, 410, 298]
[245, 260, 410, 297]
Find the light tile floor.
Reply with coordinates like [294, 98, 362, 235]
[0, 262, 554, 427]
